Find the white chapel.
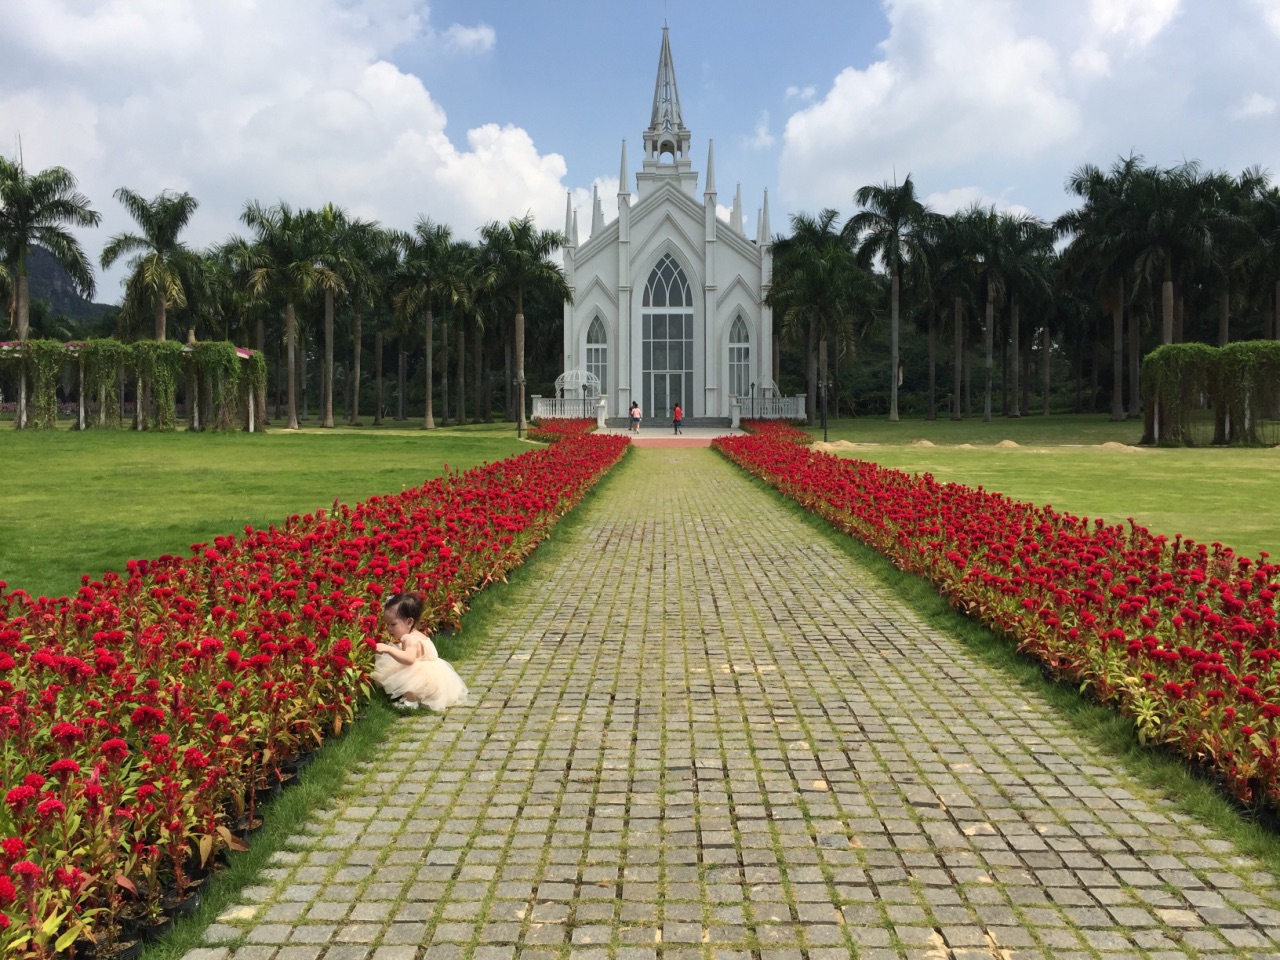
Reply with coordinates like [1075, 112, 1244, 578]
[559, 27, 777, 422]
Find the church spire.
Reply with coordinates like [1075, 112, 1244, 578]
[730, 183, 743, 234]
[618, 139, 630, 198]
[650, 26, 684, 134]
[638, 28, 697, 198]
[591, 183, 605, 235]
[705, 139, 716, 197]
[564, 191, 574, 247]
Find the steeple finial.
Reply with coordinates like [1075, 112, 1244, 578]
[761, 188, 771, 242]
[564, 191, 573, 244]
[619, 139, 630, 196]
[572, 209, 579, 246]
[591, 184, 604, 234]
[705, 139, 716, 196]
[730, 183, 743, 234]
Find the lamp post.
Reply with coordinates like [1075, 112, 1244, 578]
[750, 381, 755, 421]
[820, 377, 831, 442]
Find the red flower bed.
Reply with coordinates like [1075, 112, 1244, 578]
[526, 418, 596, 443]
[0, 433, 627, 955]
[715, 429, 1280, 814]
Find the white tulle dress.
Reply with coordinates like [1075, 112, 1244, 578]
[372, 633, 468, 711]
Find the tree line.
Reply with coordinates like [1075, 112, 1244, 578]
[0, 157, 568, 431]
[769, 157, 1280, 424]
[5, 153, 1280, 429]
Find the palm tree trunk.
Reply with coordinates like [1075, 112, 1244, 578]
[457, 323, 467, 425]
[423, 308, 435, 429]
[1128, 308, 1141, 419]
[1008, 300, 1020, 417]
[299, 337, 309, 421]
[1161, 272, 1174, 344]
[963, 324, 972, 418]
[888, 272, 900, 421]
[806, 318, 817, 424]
[1218, 287, 1230, 346]
[15, 275, 29, 429]
[349, 304, 363, 425]
[256, 315, 265, 354]
[373, 331, 384, 425]
[504, 334, 513, 421]
[396, 344, 406, 421]
[286, 302, 299, 429]
[322, 291, 335, 427]
[1042, 324, 1052, 416]
[982, 280, 994, 422]
[154, 294, 167, 341]
[515, 298, 526, 432]
[473, 322, 482, 421]
[926, 309, 936, 421]
[951, 297, 963, 420]
[440, 317, 449, 426]
[1110, 286, 1125, 421]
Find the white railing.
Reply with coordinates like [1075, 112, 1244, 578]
[735, 395, 806, 420]
[531, 396, 600, 420]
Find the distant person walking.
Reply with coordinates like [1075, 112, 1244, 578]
[672, 404, 683, 435]
[629, 401, 642, 434]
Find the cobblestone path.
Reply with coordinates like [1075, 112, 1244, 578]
[191, 448, 1280, 960]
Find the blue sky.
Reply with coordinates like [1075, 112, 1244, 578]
[2, 1, 1278, 303]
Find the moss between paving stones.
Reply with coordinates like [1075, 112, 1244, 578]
[726, 460, 1280, 883]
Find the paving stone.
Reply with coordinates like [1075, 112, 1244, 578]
[195, 449, 1280, 960]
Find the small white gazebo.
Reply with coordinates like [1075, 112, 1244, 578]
[531, 369, 602, 421]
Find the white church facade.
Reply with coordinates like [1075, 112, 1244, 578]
[551, 28, 797, 423]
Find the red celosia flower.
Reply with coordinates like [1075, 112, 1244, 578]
[101, 738, 129, 763]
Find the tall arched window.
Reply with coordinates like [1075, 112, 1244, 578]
[585, 317, 607, 399]
[728, 315, 750, 399]
[642, 254, 694, 418]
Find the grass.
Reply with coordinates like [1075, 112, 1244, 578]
[0, 423, 531, 599]
[807, 414, 1280, 560]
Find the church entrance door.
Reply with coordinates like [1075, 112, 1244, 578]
[641, 255, 694, 419]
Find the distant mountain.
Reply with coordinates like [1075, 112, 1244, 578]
[25, 246, 115, 322]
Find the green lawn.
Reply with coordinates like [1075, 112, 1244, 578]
[0, 424, 530, 599]
[809, 414, 1280, 560]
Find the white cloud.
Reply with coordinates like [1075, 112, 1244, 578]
[785, 85, 817, 101]
[780, 0, 1081, 214]
[746, 111, 776, 149]
[1233, 92, 1277, 118]
[923, 187, 1034, 218]
[443, 23, 495, 54]
[0, 1, 565, 303]
[1088, 0, 1180, 48]
[1250, 0, 1280, 35]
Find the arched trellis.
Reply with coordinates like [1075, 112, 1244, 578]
[0, 339, 267, 432]
[553, 368, 601, 399]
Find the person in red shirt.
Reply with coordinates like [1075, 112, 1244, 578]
[672, 404, 683, 435]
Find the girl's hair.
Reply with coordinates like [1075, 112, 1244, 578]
[384, 592, 423, 625]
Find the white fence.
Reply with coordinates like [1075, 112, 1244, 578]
[531, 394, 807, 422]
[734, 395, 806, 420]
[531, 396, 601, 420]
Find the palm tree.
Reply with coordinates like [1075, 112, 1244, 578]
[479, 214, 569, 434]
[769, 209, 877, 423]
[918, 212, 977, 420]
[1056, 156, 1143, 421]
[99, 188, 199, 342]
[846, 176, 931, 421]
[234, 201, 339, 429]
[1204, 166, 1268, 345]
[0, 157, 100, 428]
[396, 220, 472, 429]
[996, 215, 1054, 417]
[347, 224, 397, 425]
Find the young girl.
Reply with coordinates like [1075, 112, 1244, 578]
[373, 593, 468, 710]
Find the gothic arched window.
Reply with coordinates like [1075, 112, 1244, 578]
[585, 316, 607, 398]
[641, 254, 694, 417]
[728, 316, 750, 399]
